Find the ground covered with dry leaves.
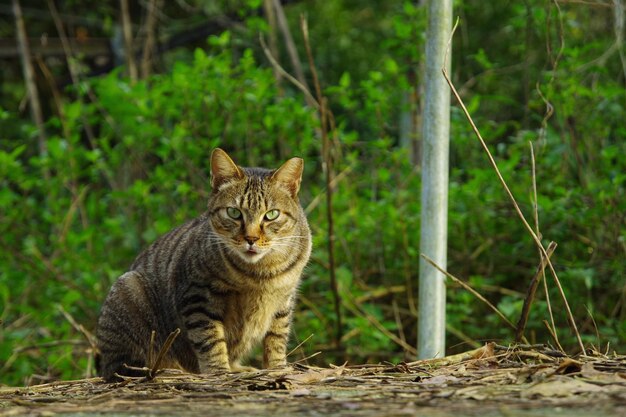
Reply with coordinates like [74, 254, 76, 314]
[1, 344, 625, 417]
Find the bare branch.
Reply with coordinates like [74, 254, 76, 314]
[120, 0, 138, 82]
[12, 0, 48, 179]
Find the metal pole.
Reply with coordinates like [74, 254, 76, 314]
[418, 0, 452, 359]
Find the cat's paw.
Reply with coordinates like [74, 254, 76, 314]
[230, 364, 259, 373]
[199, 362, 230, 374]
[265, 360, 291, 370]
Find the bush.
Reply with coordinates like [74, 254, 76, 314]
[1, 1, 625, 385]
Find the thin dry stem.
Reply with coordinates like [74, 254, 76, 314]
[14, 340, 87, 353]
[392, 300, 409, 356]
[583, 305, 602, 349]
[515, 241, 558, 343]
[556, 0, 613, 6]
[343, 293, 417, 356]
[537, 0, 566, 144]
[543, 320, 565, 351]
[287, 334, 315, 358]
[292, 351, 322, 364]
[53, 186, 90, 257]
[263, 0, 282, 88]
[271, 0, 311, 100]
[301, 15, 343, 349]
[58, 305, 97, 354]
[148, 331, 157, 367]
[298, 295, 334, 337]
[13, 0, 48, 180]
[404, 342, 497, 368]
[443, 18, 585, 354]
[543, 275, 562, 349]
[614, 0, 626, 81]
[304, 164, 353, 215]
[123, 329, 181, 382]
[446, 324, 481, 349]
[259, 34, 319, 109]
[140, 0, 162, 79]
[120, 0, 138, 82]
[47, 0, 106, 194]
[150, 328, 181, 378]
[530, 142, 560, 348]
[530, 142, 540, 241]
[420, 254, 520, 336]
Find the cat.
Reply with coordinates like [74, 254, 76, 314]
[95, 148, 312, 382]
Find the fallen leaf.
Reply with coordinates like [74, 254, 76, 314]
[522, 376, 605, 398]
[580, 362, 609, 379]
[454, 386, 488, 400]
[290, 388, 312, 397]
[454, 364, 467, 375]
[473, 342, 496, 360]
[555, 358, 582, 375]
[420, 375, 461, 386]
[282, 365, 345, 384]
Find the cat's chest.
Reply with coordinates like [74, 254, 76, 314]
[225, 290, 286, 340]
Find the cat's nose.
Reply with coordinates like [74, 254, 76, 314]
[245, 236, 260, 245]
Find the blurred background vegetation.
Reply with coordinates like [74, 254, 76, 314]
[0, 0, 624, 386]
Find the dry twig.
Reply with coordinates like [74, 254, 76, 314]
[420, 254, 521, 337]
[287, 334, 315, 358]
[259, 34, 318, 109]
[13, 0, 48, 179]
[140, 0, 162, 78]
[149, 328, 181, 379]
[342, 293, 417, 357]
[442, 18, 585, 354]
[515, 241, 558, 343]
[120, 0, 138, 82]
[271, 0, 310, 99]
[528, 142, 560, 347]
[300, 15, 343, 349]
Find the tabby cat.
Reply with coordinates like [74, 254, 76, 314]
[95, 148, 312, 382]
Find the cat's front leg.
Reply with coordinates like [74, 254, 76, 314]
[197, 321, 231, 372]
[263, 306, 293, 369]
[182, 310, 230, 372]
[180, 283, 232, 373]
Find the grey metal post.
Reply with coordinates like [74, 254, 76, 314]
[418, 0, 452, 359]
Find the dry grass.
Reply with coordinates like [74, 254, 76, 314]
[1, 344, 625, 417]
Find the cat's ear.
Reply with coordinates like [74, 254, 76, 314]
[271, 157, 304, 197]
[211, 148, 244, 191]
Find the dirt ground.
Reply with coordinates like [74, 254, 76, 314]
[1, 344, 625, 417]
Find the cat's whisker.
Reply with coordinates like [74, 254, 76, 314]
[270, 247, 289, 256]
[269, 245, 300, 255]
[270, 245, 302, 252]
[270, 238, 308, 244]
[268, 242, 299, 248]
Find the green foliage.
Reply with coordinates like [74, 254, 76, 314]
[1, 0, 625, 385]
[0, 38, 318, 385]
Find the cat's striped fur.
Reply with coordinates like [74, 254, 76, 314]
[95, 149, 312, 381]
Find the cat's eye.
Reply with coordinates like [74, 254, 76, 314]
[226, 207, 242, 220]
[264, 209, 280, 221]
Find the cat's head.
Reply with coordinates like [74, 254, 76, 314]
[207, 148, 308, 265]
